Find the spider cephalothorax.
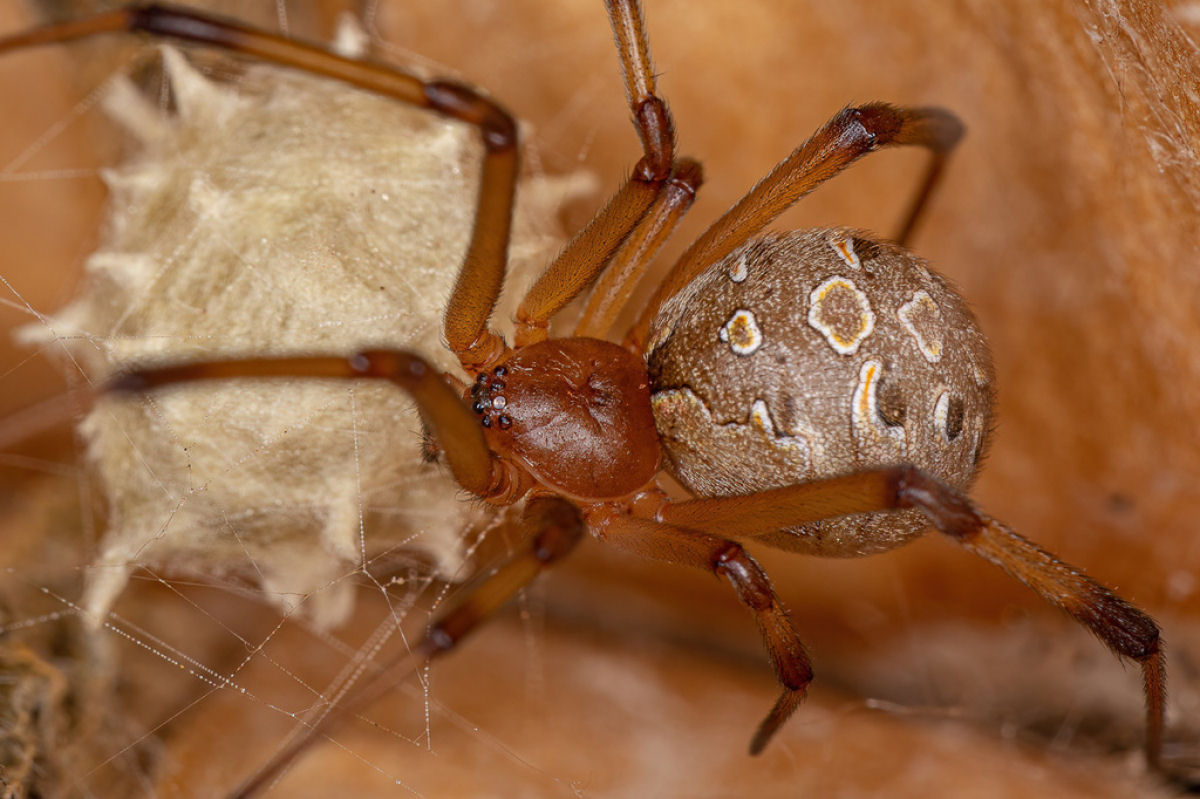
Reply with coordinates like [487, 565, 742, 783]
[467, 338, 660, 502]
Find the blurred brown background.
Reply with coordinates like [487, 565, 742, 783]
[0, 0, 1197, 796]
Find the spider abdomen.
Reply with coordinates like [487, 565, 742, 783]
[478, 337, 660, 500]
[645, 229, 995, 556]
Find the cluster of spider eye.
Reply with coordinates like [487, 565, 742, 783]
[469, 365, 513, 429]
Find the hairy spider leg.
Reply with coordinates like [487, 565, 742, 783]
[107, 351, 523, 500]
[514, 0, 700, 346]
[574, 158, 703, 340]
[585, 508, 813, 755]
[658, 465, 1166, 770]
[626, 103, 964, 349]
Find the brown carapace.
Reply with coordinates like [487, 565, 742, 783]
[0, 2, 1168, 796]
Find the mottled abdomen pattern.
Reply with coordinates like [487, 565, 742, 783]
[646, 229, 994, 556]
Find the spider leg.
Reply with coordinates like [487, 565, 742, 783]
[587, 508, 813, 755]
[516, 158, 702, 345]
[107, 350, 529, 501]
[229, 495, 584, 799]
[515, 0, 698, 345]
[627, 104, 963, 349]
[0, 4, 519, 373]
[572, 158, 702, 340]
[606, 0, 675, 181]
[893, 116, 962, 246]
[661, 465, 1166, 770]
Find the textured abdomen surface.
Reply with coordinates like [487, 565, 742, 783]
[646, 229, 994, 556]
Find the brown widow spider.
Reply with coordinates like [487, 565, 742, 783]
[0, 1, 1171, 795]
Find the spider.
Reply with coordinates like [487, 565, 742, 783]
[0, 2, 1171, 796]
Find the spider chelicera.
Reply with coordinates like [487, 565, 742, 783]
[0, 2, 1166, 796]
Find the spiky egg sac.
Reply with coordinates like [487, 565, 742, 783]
[22, 45, 589, 629]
